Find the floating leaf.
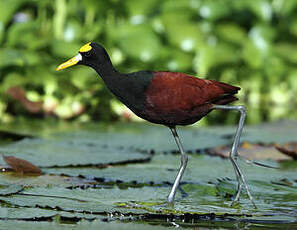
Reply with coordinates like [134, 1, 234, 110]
[50, 125, 230, 153]
[44, 152, 296, 197]
[3, 156, 42, 174]
[275, 143, 297, 160]
[207, 142, 291, 161]
[0, 184, 23, 195]
[0, 219, 183, 229]
[0, 173, 86, 188]
[0, 186, 166, 215]
[0, 207, 98, 221]
[241, 121, 297, 144]
[0, 138, 151, 167]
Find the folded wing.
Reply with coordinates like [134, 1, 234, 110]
[146, 72, 240, 112]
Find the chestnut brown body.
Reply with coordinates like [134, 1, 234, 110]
[143, 72, 240, 126]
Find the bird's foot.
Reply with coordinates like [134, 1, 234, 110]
[167, 200, 175, 209]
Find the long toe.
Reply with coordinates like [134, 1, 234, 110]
[231, 184, 243, 206]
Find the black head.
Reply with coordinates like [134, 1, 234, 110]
[56, 42, 113, 72]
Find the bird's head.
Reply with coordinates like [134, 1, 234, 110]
[56, 42, 109, 71]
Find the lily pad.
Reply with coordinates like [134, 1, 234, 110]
[0, 138, 150, 167]
[0, 119, 232, 152]
[0, 207, 57, 220]
[0, 186, 168, 215]
[0, 184, 23, 195]
[44, 154, 297, 204]
[0, 120, 296, 228]
[0, 130, 30, 145]
[0, 220, 179, 230]
[0, 173, 89, 188]
[0, 207, 100, 222]
[207, 142, 292, 161]
[205, 120, 297, 144]
[0, 118, 104, 138]
[242, 121, 297, 144]
[2, 120, 296, 154]
[275, 142, 297, 160]
[51, 125, 230, 153]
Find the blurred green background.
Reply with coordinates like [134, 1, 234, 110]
[0, 0, 297, 125]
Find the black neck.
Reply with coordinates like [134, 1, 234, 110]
[93, 58, 118, 79]
[89, 53, 128, 100]
[85, 46, 154, 113]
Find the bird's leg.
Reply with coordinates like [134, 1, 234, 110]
[212, 105, 256, 208]
[232, 167, 243, 204]
[167, 126, 188, 204]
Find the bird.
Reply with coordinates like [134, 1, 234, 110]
[57, 42, 256, 207]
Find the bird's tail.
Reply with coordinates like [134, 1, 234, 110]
[215, 81, 241, 94]
[210, 81, 240, 105]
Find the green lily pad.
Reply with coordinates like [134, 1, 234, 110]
[44, 151, 296, 185]
[0, 138, 150, 167]
[0, 184, 23, 195]
[0, 207, 103, 223]
[242, 121, 297, 144]
[51, 125, 230, 153]
[0, 118, 81, 138]
[2, 120, 295, 153]
[0, 220, 180, 230]
[0, 120, 296, 227]
[0, 207, 95, 220]
[46, 154, 235, 185]
[0, 149, 296, 226]
[0, 186, 168, 215]
[0, 207, 57, 220]
[0, 173, 91, 188]
[205, 120, 297, 144]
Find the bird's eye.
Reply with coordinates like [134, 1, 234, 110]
[84, 51, 91, 57]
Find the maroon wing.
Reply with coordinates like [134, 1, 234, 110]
[144, 72, 240, 126]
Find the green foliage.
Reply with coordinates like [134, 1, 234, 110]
[0, 0, 296, 124]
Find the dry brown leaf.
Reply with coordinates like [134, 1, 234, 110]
[7, 86, 43, 114]
[207, 142, 292, 161]
[275, 143, 297, 160]
[3, 155, 42, 174]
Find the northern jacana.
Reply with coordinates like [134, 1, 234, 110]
[57, 42, 256, 207]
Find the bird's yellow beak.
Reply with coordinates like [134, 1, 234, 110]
[56, 53, 82, 71]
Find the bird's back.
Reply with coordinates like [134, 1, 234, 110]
[142, 72, 240, 126]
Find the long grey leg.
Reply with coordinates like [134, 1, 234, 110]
[168, 126, 188, 204]
[212, 105, 256, 208]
